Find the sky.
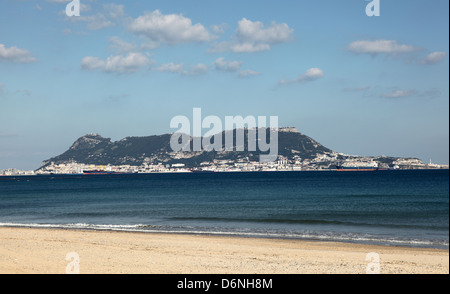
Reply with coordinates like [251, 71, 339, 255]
[0, 0, 448, 170]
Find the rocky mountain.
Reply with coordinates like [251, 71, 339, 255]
[39, 127, 422, 170]
[40, 128, 329, 166]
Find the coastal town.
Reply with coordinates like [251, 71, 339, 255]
[1, 155, 448, 176]
[1, 127, 448, 176]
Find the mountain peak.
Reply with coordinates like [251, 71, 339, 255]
[69, 134, 110, 151]
[83, 133, 104, 139]
[279, 127, 299, 133]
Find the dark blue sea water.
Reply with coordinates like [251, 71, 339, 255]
[0, 170, 448, 249]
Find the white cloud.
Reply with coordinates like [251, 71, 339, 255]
[155, 62, 210, 76]
[0, 44, 37, 63]
[103, 3, 125, 20]
[381, 90, 416, 98]
[213, 58, 260, 78]
[236, 18, 293, 45]
[238, 69, 261, 78]
[64, 3, 125, 31]
[156, 62, 185, 74]
[80, 56, 105, 71]
[280, 68, 324, 85]
[108, 36, 160, 54]
[214, 57, 242, 72]
[79, 3, 91, 13]
[210, 18, 293, 53]
[227, 42, 271, 53]
[419, 51, 447, 65]
[380, 89, 440, 99]
[108, 37, 136, 54]
[70, 13, 114, 30]
[81, 52, 153, 74]
[188, 63, 209, 75]
[211, 23, 227, 35]
[299, 68, 325, 82]
[104, 53, 152, 73]
[347, 40, 419, 56]
[128, 10, 216, 46]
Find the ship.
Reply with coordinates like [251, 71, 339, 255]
[82, 170, 123, 175]
[190, 168, 215, 173]
[335, 161, 382, 171]
[82, 165, 124, 175]
[336, 166, 379, 171]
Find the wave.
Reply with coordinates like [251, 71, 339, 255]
[0, 222, 146, 231]
[0, 222, 448, 250]
[167, 216, 449, 231]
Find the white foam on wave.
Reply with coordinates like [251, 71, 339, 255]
[1, 222, 447, 249]
[0, 222, 147, 231]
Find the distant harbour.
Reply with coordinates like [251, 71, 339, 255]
[1, 165, 448, 177]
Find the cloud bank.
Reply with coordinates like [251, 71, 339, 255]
[128, 10, 217, 46]
[0, 44, 37, 63]
[81, 52, 153, 74]
[419, 52, 447, 65]
[280, 68, 324, 85]
[347, 40, 419, 56]
[210, 18, 293, 53]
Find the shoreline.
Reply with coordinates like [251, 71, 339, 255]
[0, 223, 448, 250]
[1, 168, 449, 177]
[1, 227, 448, 274]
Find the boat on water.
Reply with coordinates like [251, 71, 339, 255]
[336, 166, 379, 171]
[191, 169, 215, 173]
[335, 161, 386, 171]
[82, 170, 123, 175]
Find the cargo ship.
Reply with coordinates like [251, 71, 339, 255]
[191, 168, 215, 173]
[83, 170, 122, 175]
[336, 161, 381, 171]
[336, 166, 379, 171]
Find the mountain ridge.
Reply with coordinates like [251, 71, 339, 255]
[39, 127, 423, 170]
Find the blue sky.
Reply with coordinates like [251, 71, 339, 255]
[0, 0, 449, 170]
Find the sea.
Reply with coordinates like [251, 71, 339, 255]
[0, 170, 448, 249]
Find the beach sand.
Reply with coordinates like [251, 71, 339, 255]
[0, 227, 448, 274]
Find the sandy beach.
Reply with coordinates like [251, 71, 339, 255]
[0, 227, 448, 274]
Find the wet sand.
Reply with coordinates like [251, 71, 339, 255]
[0, 227, 448, 274]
